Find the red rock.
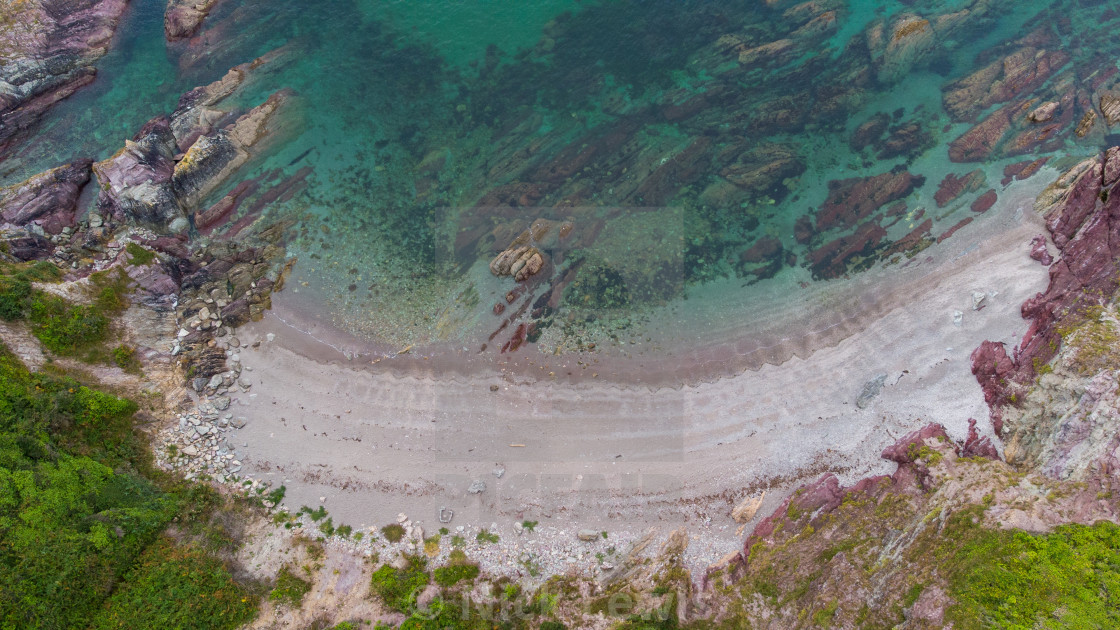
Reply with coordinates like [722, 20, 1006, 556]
[881, 218, 932, 258]
[794, 215, 814, 244]
[960, 418, 1001, 461]
[948, 105, 1012, 162]
[165, 0, 219, 41]
[849, 113, 890, 151]
[1044, 159, 1102, 248]
[808, 220, 887, 279]
[1029, 235, 1053, 265]
[815, 171, 924, 232]
[936, 217, 972, 243]
[970, 190, 997, 214]
[0, 159, 92, 234]
[1002, 158, 1049, 185]
[934, 170, 985, 207]
[882, 424, 951, 463]
[970, 341, 1015, 433]
[740, 236, 783, 264]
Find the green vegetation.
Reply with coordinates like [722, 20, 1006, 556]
[522, 520, 538, 532]
[0, 263, 132, 360]
[369, 555, 430, 613]
[476, 529, 499, 544]
[92, 538, 258, 629]
[382, 523, 406, 542]
[946, 521, 1120, 628]
[125, 242, 156, 266]
[433, 562, 480, 587]
[0, 311, 259, 629]
[269, 564, 312, 608]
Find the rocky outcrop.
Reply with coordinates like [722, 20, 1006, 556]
[92, 56, 291, 233]
[93, 117, 183, 228]
[165, 0, 219, 41]
[0, 159, 92, 234]
[0, 0, 128, 160]
[970, 150, 1120, 458]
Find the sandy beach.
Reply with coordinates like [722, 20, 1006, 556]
[223, 176, 1053, 573]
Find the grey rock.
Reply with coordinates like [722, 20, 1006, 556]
[856, 373, 889, 409]
[213, 396, 231, 411]
[467, 480, 487, 494]
[577, 529, 600, 542]
[192, 377, 208, 392]
[493, 465, 505, 478]
[230, 417, 247, 429]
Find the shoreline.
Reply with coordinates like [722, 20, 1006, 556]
[209, 175, 1054, 578]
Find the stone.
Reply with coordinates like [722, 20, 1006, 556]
[230, 417, 247, 429]
[213, 396, 231, 411]
[493, 465, 505, 478]
[732, 492, 767, 523]
[577, 530, 600, 542]
[971, 291, 988, 311]
[855, 374, 888, 409]
[467, 480, 487, 494]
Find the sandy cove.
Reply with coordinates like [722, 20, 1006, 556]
[222, 176, 1053, 575]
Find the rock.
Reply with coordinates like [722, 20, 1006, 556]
[165, 0, 219, 41]
[1029, 235, 1053, 265]
[971, 291, 988, 311]
[815, 171, 924, 231]
[230, 417, 247, 429]
[467, 480, 486, 494]
[934, 170, 986, 208]
[0, 160, 93, 234]
[855, 374, 888, 409]
[577, 530, 600, 542]
[719, 143, 805, 194]
[1101, 93, 1120, 126]
[1028, 101, 1059, 123]
[181, 445, 199, 457]
[0, 0, 129, 159]
[970, 190, 997, 214]
[949, 105, 1013, 162]
[953, 310, 964, 327]
[492, 465, 505, 479]
[213, 396, 231, 411]
[732, 491, 766, 523]
[266, 333, 276, 342]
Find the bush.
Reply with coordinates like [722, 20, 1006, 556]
[948, 521, 1120, 628]
[433, 563, 480, 587]
[370, 556, 429, 613]
[28, 292, 109, 355]
[269, 565, 312, 608]
[381, 523, 405, 542]
[91, 538, 258, 630]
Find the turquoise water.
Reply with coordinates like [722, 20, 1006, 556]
[5, 0, 1113, 353]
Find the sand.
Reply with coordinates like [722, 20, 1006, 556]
[225, 176, 1054, 573]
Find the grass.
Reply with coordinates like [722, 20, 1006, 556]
[476, 529, 499, 544]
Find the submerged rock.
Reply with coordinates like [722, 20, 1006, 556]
[165, 0, 220, 41]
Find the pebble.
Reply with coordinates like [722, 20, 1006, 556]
[467, 480, 487, 494]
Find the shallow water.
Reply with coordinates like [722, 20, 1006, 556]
[7, 0, 1113, 368]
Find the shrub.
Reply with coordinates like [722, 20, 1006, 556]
[91, 539, 258, 630]
[269, 565, 312, 608]
[381, 523, 405, 542]
[433, 563, 480, 587]
[369, 556, 429, 613]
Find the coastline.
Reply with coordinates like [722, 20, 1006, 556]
[215, 175, 1054, 578]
